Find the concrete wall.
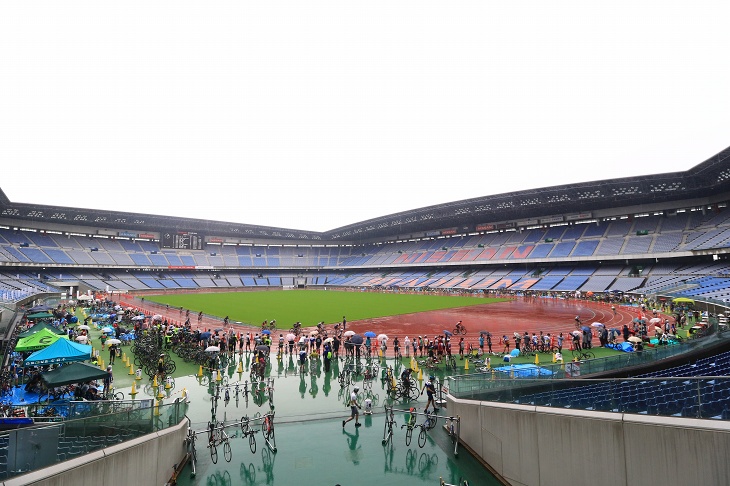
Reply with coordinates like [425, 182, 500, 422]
[2, 420, 188, 486]
[448, 396, 730, 486]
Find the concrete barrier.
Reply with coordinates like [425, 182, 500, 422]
[448, 395, 730, 486]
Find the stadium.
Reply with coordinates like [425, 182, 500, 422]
[1, 145, 730, 486]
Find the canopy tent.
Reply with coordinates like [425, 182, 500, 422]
[26, 312, 55, 320]
[15, 328, 68, 352]
[19, 322, 66, 338]
[672, 297, 694, 303]
[24, 339, 92, 367]
[28, 304, 54, 313]
[41, 362, 108, 388]
[76, 294, 93, 301]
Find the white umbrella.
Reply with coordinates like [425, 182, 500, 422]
[76, 324, 90, 330]
[75, 335, 88, 342]
[344, 330, 356, 337]
[571, 330, 582, 336]
[628, 336, 642, 343]
[205, 346, 220, 353]
[106, 338, 121, 345]
[114, 305, 122, 311]
[323, 337, 334, 344]
[152, 314, 163, 321]
[377, 333, 388, 341]
[590, 322, 604, 328]
[309, 330, 318, 336]
[654, 326, 664, 334]
[285, 333, 296, 341]
[649, 317, 662, 324]
[131, 315, 146, 321]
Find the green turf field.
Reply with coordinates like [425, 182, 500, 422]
[144, 290, 508, 327]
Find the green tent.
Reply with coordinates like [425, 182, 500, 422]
[26, 312, 55, 320]
[15, 328, 68, 352]
[19, 322, 66, 338]
[41, 362, 108, 387]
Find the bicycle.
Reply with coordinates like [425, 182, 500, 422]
[401, 409, 418, 446]
[239, 415, 258, 453]
[207, 420, 232, 464]
[571, 349, 595, 360]
[103, 386, 124, 401]
[453, 322, 467, 335]
[184, 426, 198, 476]
[418, 411, 438, 447]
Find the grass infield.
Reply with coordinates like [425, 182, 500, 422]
[144, 290, 509, 327]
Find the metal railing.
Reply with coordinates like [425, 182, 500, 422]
[447, 319, 725, 399]
[0, 398, 188, 481]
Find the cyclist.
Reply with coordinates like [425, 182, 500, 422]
[343, 387, 362, 428]
[400, 368, 413, 393]
[421, 375, 439, 414]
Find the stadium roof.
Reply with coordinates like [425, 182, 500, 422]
[1, 146, 729, 243]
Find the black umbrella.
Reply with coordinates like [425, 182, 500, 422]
[479, 330, 491, 336]
[351, 334, 364, 345]
[256, 344, 270, 354]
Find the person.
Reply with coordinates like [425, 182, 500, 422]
[393, 336, 400, 358]
[299, 347, 307, 372]
[157, 353, 166, 378]
[479, 333, 485, 354]
[343, 387, 362, 428]
[458, 337, 465, 359]
[403, 336, 411, 357]
[103, 366, 113, 397]
[421, 376, 438, 414]
[401, 367, 413, 393]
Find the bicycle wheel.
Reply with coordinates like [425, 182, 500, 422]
[407, 385, 420, 402]
[249, 433, 256, 453]
[240, 416, 249, 435]
[210, 444, 218, 464]
[571, 349, 583, 359]
[418, 426, 427, 448]
[405, 426, 412, 446]
[584, 351, 595, 359]
[113, 391, 124, 400]
[223, 439, 232, 462]
[261, 417, 269, 439]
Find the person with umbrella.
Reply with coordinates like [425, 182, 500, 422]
[109, 342, 117, 365]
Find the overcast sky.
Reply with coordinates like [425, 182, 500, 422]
[1, 1, 728, 233]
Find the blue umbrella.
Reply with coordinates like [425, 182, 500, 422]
[351, 334, 364, 345]
[261, 329, 271, 335]
[199, 331, 212, 340]
[581, 326, 590, 332]
[101, 327, 114, 334]
[364, 331, 376, 338]
[443, 330, 453, 336]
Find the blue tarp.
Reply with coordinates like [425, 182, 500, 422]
[495, 363, 555, 377]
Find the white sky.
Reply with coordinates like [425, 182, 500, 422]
[1, 1, 729, 233]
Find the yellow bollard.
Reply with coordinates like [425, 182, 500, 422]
[128, 363, 135, 376]
[491, 369, 495, 381]
[418, 368, 423, 381]
[154, 400, 160, 416]
[237, 361, 243, 373]
[197, 365, 203, 378]
[216, 371, 222, 382]
[182, 388, 188, 401]
[534, 354, 540, 365]
[153, 375, 158, 388]
[129, 382, 138, 396]
[552, 353, 557, 363]
[464, 359, 469, 371]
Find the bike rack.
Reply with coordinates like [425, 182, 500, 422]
[440, 479, 469, 486]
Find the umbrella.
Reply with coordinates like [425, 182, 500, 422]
[654, 326, 664, 334]
[214, 328, 224, 332]
[256, 345, 270, 353]
[377, 334, 388, 341]
[479, 331, 491, 336]
[101, 327, 114, 334]
[199, 331, 212, 340]
[286, 333, 296, 341]
[351, 334, 364, 345]
[106, 338, 121, 345]
[205, 346, 220, 353]
[261, 330, 272, 335]
[649, 317, 662, 324]
[571, 330, 582, 336]
[590, 322, 604, 328]
[152, 315, 163, 321]
[344, 330, 355, 337]
[309, 330, 318, 336]
[131, 315, 146, 321]
[628, 336, 642, 343]
[76, 325, 90, 330]
[609, 328, 620, 333]
[364, 331, 377, 338]
[443, 330, 453, 336]
[581, 326, 590, 332]
[323, 337, 334, 344]
[75, 335, 88, 342]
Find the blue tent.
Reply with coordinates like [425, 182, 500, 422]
[23, 338, 92, 367]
